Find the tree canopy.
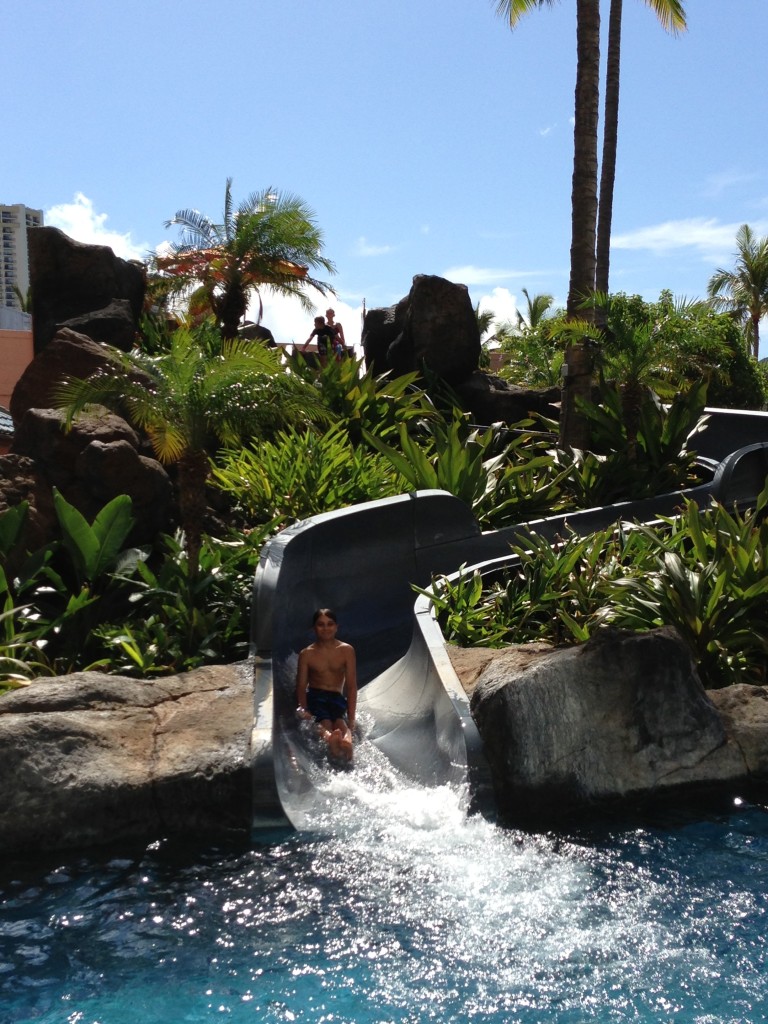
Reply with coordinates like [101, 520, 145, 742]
[154, 178, 336, 338]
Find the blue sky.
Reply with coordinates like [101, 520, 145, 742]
[6, 0, 768, 354]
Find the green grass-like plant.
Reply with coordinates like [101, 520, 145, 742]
[426, 487, 768, 689]
[212, 423, 407, 526]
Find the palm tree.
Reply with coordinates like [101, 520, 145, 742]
[155, 178, 336, 338]
[11, 285, 32, 313]
[596, 0, 686, 297]
[55, 325, 330, 576]
[516, 287, 555, 332]
[496, 0, 600, 448]
[707, 224, 768, 360]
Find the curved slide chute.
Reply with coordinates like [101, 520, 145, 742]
[250, 417, 768, 831]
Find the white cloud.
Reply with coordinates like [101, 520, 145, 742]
[699, 168, 759, 199]
[249, 288, 365, 354]
[612, 217, 768, 260]
[45, 193, 150, 261]
[539, 123, 557, 137]
[475, 287, 519, 330]
[355, 236, 395, 257]
[442, 265, 524, 286]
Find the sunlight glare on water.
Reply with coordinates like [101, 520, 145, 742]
[1, 737, 767, 1024]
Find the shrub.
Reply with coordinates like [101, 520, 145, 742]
[426, 485, 768, 689]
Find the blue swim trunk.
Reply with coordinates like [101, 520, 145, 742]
[307, 688, 348, 724]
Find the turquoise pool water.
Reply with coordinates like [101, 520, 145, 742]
[2, 743, 767, 1024]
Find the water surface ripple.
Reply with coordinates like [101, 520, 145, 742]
[1, 742, 766, 1023]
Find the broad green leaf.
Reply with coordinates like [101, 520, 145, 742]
[53, 489, 97, 583]
[90, 495, 135, 577]
[0, 502, 28, 560]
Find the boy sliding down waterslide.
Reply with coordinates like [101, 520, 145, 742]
[296, 608, 357, 762]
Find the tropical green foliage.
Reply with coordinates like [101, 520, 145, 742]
[364, 410, 571, 528]
[292, 352, 437, 446]
[427, 486, 768, 689]
[597, 490, 768, 688]
[496, 289, 767, 411]
[0, 491, 144, 685]
[212, 424, 406, 526]
[95, 530, 270, 677]
[0, 493, 273, 690]
[707, 223, 768, 360]
[415, 566, 510, 648]
[57, 324, 327, 461]
[490, 292, 563, 388]
[557, 376, 708, 504]
[421, 523, 647, 650]
[0, 503, 51, 688]
[597, 291, 766, 410]
[55, 322, 329, 577]
[155, 177, 336, 338]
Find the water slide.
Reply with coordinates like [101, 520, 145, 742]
[250, 409, 768, 831]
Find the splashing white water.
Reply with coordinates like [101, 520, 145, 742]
[270, 731, 768, 1023]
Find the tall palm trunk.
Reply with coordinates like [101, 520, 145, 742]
[567, 0, 600, 316]
[750, 312, 761, 360]
[596, 0, 622, 298]
[560, 0, 601, 450]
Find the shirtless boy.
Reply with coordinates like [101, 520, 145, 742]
[296, 608, 357, 762]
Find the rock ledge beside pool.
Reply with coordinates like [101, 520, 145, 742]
[454, 627, 768, 824]
[0, 662, 252, 855]
[3, 633, 768, 855]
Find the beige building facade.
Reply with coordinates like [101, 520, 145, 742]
[2, 203, 43, 310]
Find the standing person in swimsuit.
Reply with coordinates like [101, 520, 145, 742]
[325, 308, 346, 359]
[296, 608, 357, 762]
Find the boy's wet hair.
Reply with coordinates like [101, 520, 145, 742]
[312, 607, 337, 624]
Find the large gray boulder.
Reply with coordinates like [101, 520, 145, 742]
[708, 684, 768, 778]
[0, 663, 253, 854]
[362, 274, 480, 384]
[470, 627, 748, 824]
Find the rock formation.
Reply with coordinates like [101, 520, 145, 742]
[362, 274, 480, 384]
[11, 327, 130, 424]
[0, 663, 253, 855]
[455, 373, 561, 427]
[6, 329, 173, 546]
[470, 627, 753, 824]
[362, 273, 561, 425]
[28, 227, 145, 354]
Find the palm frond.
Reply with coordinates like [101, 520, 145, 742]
[495, 0, 557, 29]
[644, 0, 687, 35]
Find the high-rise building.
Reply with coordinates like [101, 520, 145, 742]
[1, 204, 44, 309]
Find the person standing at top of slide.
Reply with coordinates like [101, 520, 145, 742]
[296, 608, 357, 762]
[325, 308, 346, 358]
[301, 316, 336, 366]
